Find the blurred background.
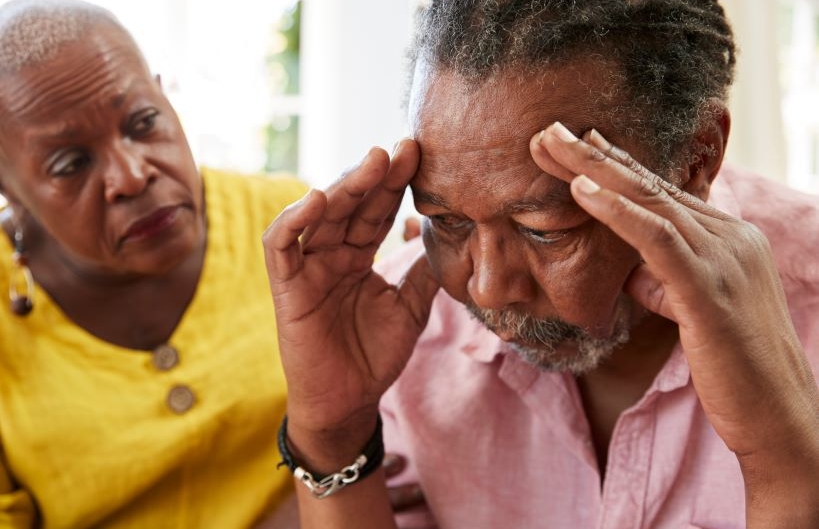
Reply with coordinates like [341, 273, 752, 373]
[0, 0, 816, 220]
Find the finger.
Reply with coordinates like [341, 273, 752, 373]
[301, 148, 392, 249]
[623, 262, 675, 321]
[403, 217, 421, 241]
[528, 129, 578, 182]
[536, 122, 708, 243]
[262, 189, 327, 283]
[387, 483, 425, 512]
[569, 175, 706, 297]
[382, 452, 407, 478]
[396, 250, 441, 329]
[582, 128, 728, 219]
[345, 139, 420, 248]
[368, 196, 404, 251]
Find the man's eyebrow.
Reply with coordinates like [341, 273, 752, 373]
[503, 194, 575, 214]
[412, 189, 449, 208]
[413, 187, 576, 214]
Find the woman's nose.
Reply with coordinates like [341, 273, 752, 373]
[103, 142, 153, 202]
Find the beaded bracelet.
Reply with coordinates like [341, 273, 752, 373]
[277, 414, 385, 499]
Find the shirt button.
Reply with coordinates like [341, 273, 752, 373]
[167, 384, 196, 414]
[152, 344, 179, 371]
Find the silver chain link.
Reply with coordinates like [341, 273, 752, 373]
[294, 454, 368, 499]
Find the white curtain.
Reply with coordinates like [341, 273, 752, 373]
[721, 0, 790, 182]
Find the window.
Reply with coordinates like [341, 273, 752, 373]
[778, 0, 819, 193]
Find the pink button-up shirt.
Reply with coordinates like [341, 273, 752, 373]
[378, 166, 819, 529]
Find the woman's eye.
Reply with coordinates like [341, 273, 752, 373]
[129, 109, 159, 136]
[49, 150, 90, 176]
[520, 226, 569, 245]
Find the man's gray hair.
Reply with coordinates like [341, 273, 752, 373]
[409, 0, 737, 174]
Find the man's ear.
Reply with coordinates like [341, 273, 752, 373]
[682, 99, 731, 201]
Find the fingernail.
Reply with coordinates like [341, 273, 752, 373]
[382, 453, 400, 470]
[588, 129, 612, 151]
[551, 121, 577, 143]
[296, 188, 317, 204]
[574, 175, 600, 194]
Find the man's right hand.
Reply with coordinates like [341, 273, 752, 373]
[262, 139, 440, 472]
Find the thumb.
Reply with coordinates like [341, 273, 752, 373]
[623, 263, 676, 322]
[397, 250, 440, 328]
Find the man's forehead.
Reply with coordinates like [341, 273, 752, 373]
[410, 57, 623, 129]
[406, 63, 630, 216]
[412, 142, 578, 220]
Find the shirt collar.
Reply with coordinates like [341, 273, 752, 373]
[707, 164, 742, 218]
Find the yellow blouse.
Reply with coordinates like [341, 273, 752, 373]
[0, 168, 307, 528]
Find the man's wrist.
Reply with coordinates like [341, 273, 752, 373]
[740, 429, 819, 529]
[278, 414, 385, 499]
[282, 410, 382, 476]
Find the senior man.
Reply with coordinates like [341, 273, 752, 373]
[264, 1, 819, 528]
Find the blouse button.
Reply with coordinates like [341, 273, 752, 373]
[152, 344, 179, 371]
[167, 384, 196, 414]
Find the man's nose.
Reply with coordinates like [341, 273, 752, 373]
[103, 141, 154, 202]
[466, 229, 536, 310]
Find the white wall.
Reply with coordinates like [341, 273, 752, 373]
[721, 0, 790, 182]
[0, 0, 815, 199]
[298, 0, 418, 188]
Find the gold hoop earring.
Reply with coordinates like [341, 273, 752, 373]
[9, 222, 33, 316]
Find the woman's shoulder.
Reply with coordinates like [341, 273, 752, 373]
[201, 166, 308, 208]
[199, 166, 309, 234]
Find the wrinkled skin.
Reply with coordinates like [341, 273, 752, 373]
[0, 28, 204, 279]
[0, 25, 206, 349]
[263, 62, 819, 528]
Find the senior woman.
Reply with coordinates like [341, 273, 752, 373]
[0, 0, 309, 527]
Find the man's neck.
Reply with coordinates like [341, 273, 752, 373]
[576, 313, 680, 481]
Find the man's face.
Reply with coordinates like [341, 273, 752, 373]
[0, 24, 204, 277]
[409, 63, 654, 373]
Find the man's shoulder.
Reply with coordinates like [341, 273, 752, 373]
[375, 238, 425, 281]
[718, 166, 819, 365]
[718, 166, 819, 283]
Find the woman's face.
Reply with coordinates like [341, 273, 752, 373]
[0, 25, 204, 278]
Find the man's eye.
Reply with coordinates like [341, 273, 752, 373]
[519, 226, 569, 245]
[129, 109, 159, 136]
[49, 150, 90, 176]
[429, 215, 472, 233]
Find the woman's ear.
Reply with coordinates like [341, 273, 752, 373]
[0, 167, 19, 208]
[682, 99, 731, 201]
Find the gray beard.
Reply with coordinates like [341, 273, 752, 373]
[466, 303, 632, 375]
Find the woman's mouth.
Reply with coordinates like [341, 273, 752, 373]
[122, 206, 180, 242]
